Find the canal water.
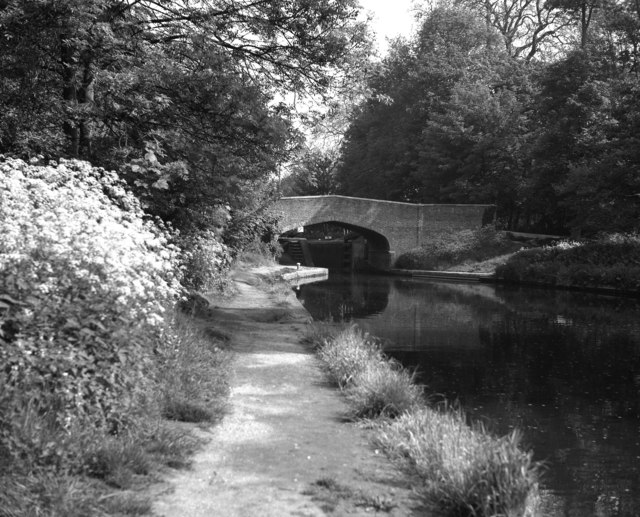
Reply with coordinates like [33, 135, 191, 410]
[296, 273, 640, 516]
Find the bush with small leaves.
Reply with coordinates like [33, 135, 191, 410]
[0, 157, 181, 467]
[496, 233, 640, 291]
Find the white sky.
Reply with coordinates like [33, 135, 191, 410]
[359, 0, 417, 53]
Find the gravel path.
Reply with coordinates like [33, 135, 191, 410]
[152, 270, 423, 516]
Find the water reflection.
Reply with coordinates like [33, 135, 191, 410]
[297, 273, 390, 320]
[297, 274, 640, 517]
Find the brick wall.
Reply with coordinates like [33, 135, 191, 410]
[272, 195, 494, 268]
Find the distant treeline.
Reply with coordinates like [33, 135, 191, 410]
[289, 1, 640, 237]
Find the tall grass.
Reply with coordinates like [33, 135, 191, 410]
[158, 313, 230, 423]
[375, 409, 540, 516]
[233, 238, 283, 267]
[316, 325, 385, 388]
[0, 311, 229, 516]
[346, 363, 422, 419]
[310, 325, 423, 418]
[0, 473, 106, 517]
[306, 323, 541, 516]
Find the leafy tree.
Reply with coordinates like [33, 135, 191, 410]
[0, 0, 369, 232]
[417, 60, 535, 219]
[534, 57, 640, 233]
[281, 145, 341, 196]
[336, 0, 640, 234]
[336, 50, 422, 199]
[504, 1, 640, 233]
[337, 5, 530, 212]
[600, 0, 640, 73]
[524, 0, 640, 235]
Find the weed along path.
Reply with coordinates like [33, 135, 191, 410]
[152, 268, 423, 517]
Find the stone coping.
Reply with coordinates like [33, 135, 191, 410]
[279, 194, 494, 208]
[280, 266, 329, 284]
[248, 265, 329, 285]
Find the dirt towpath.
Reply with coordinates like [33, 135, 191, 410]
[152, 269, 423, 516]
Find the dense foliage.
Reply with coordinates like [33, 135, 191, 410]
[0, 0, 369, 233]
[0, 2, 370, 490]
[496, 233, 640, 291]
[0, 158, 181, 464]
[180, 230, 231, 293]
[280, 146, 341, 196]
[335, 0, 640, 236]
[0, 157, 232, 517]
[0, 1, 372, 511]
[395, 227, 519, 270]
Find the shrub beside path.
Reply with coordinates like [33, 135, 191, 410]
[153, 268, 423, 516]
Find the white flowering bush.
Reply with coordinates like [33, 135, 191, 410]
[0, 157, 182, 461]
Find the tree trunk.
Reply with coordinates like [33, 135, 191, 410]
[61, 33, 95, 158]
[580, 2, 594, 48]
[78, 63, 94, 158]
[61, 34, 80, 156]
[511, 208, 520, 231]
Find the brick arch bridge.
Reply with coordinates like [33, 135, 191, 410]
[272, 195, 494, 269]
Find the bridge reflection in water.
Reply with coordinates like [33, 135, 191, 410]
[296, 273, 640, 517]
[297, 273, 489, 350]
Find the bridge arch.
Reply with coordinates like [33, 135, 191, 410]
[280, 219, 392, 269]
[280, 219, 390, 251]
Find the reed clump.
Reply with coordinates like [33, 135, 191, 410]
[375, 408, 540, 516]
[346, 363, 423, 419]
[312, 325, 423, 418]
[317, 325, 385, 388]
[307, 322, 540, 517]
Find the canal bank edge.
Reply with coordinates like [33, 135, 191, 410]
[390, 268, 494, 282]
[389, 267, 640, 297]
[261, 263, 640, 298]
[152, 265, 424, 517]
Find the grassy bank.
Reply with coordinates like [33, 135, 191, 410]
[395, 227, 522, 272]
[0, 311, 230, 517]
[496, 233, 640, 293]
[305, 324, 540, 516]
